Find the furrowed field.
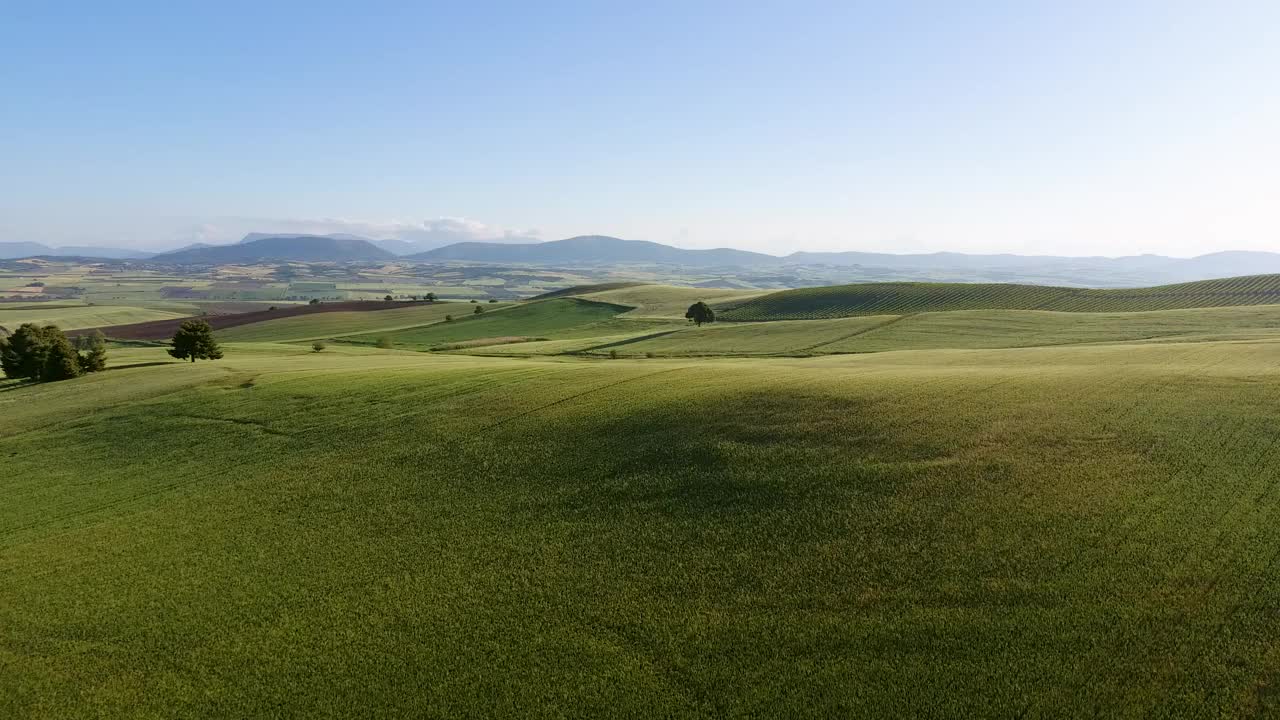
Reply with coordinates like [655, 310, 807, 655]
[6, 279, 1280, 717]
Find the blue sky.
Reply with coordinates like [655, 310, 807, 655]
[2, 1, 1277, 255]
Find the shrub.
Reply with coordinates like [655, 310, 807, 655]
[376, 337, 394, 349]
[385, 295, 394, 302]
[309, 298, 320, 305]
[311, 341, 327, 353]
[444, 314, 454, 323]
[474, 305, 485, 315]
[609, 349, 619, 359]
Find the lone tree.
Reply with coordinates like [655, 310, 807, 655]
[168, 319, 223, 363]
[685, 301, 715, 326]
[311, 341, 326, 353]
[425, 292, 437, 302]
[385, 295, 394, 302]
[473, 305, 485, 315]
[0, 323, 103, 382]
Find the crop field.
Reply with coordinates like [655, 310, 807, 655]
[817, 305, 1280, 353]
[0, 303, 190, 331]
[568, 284, 767, 318]
[218, 302, 507, 343]
[342, 298, 632, 350]
[719, 274, 1280, 320]
[579, 315, 898, 356]
[3, 336, 1280, 717]
[8, 275, 1280, 717]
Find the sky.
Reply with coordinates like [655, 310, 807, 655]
[2, 1, 1278, 257]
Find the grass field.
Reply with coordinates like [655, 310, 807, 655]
[8, 275, 1280, 717]
[342, 298, 632, 349]
[561, 284, 767, 319]
[3, 337, 1280, 717]
[0, 303, 189, 331]
[720, 274, 1280, 320]
[218, 302, 504, 343]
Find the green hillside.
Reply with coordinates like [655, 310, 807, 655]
[218, 302, 499, 343]
[4, 340, 1280, 716]
[343, 297, 634, 350]
[0, 303, 189, 331]
[571, 284, 767, 318]
[719, 274, 1280, 320]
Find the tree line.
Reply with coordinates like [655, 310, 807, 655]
[0, 318, 224, 383]
[0, 325, 107, 382]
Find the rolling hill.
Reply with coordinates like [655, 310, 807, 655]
[151, 235, 395, 264]
[5, 337, 1280, 716]
[718, 274, 1280, 320]
[0, 242, 152, 260]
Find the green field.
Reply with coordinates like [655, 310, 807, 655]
[6, 277, 1280, 717]
[569, 284, 767, 318]
[342, 298, 634, 350]
[720, 274, 1280, 320]
[218, 302, 504, 343]
[0, 303, 189, 331]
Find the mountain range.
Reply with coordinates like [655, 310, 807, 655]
[0, 242, 152, 260]
[4, 233, 1280, 287]
[149, 234, 396, 263]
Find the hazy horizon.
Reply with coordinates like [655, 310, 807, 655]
[4, 2, 1277, 257]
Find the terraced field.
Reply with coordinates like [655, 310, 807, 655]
[4, 338, 1280, 717]
[719, 274, 1280, 320]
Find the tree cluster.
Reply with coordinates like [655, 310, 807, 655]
[0, 325, 107, 382]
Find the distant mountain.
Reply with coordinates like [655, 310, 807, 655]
[0, 242, 151, 260]
[152, 234, 395, 263]
[410, 235, 777, 267]
[0, 242, 55, 259]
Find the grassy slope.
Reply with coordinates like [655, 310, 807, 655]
[343, 298, 632, 349]
[820, 305, 1280, 353]
[0, 304, 188, 331]
[3, 341, 1280, 716]
[481, 305, 1280, 358]
[588, 315, 899, 356]
[720, 274, 1280, 320]
[218, 302, 499, 342]
[575, 284, 767, 318]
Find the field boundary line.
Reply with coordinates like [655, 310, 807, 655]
[799, 313, 915, 352]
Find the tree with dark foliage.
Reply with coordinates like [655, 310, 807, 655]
[77, 329, 108, 373]
[168, 319, 223, 363]
[0, 323, 98, 382]
[684, 301, 715, 326]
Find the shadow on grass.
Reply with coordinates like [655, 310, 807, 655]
[107, 361, 179, 371]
